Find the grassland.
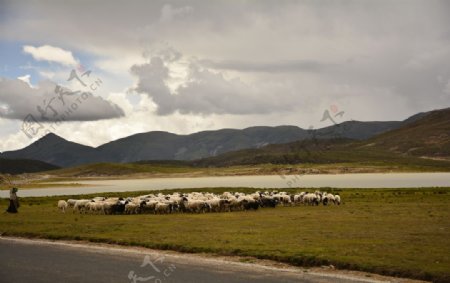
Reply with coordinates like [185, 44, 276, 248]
[192, 138, 450, 169]
[0, 187, 449, 282]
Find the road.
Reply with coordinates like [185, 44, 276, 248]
[1, 172, 449, 197]
[0, 237, 391, 283]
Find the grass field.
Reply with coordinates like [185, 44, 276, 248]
[0, 187, 449, 282]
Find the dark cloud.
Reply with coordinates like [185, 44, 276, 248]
[0, 78, 125, 122]
[1, 0, 450, 120]
[200, 59, 330, 73]
[131, 51, 298, 115]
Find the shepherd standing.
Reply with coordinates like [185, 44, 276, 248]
[6, 187, 19, 213]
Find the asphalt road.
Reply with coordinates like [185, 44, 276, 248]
[0, 238, 387, 283]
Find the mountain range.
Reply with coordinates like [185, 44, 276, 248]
[0, 108, 446, 168]
[192, 108, 450, 167]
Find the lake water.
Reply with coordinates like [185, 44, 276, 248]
[1, 173, 449, 198]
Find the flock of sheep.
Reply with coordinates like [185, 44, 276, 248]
[57, 190, 341, 215]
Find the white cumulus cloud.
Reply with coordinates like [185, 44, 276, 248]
[23, 45, 79, 66]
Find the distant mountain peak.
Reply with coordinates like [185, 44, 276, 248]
[37, 132, 67, 143]
[39, 132, 58, 138]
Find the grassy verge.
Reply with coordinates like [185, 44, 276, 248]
[0, 187, 449, 282]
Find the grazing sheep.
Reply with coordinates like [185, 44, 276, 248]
[92, 197, 107, 202]
[141, 200, 158, 214]
[67, 199, 77, 208]
[110, 199, 126, 214]
[183, 199, 208, 213]
[73, 199, 91, 213]
[57, 200, 68, 213]
[155, 202, 172, 214]
[278, 194, 292, 206]
[100, 198, 120, 215]
[241, 198, 259, 210]
[303, 193, 319, 206]
[205, 198, 222, 213]
[325, 193, 336, 205]
[293, 193, 304, 204]
[88, 201, 107, 214]
[260, 196, 278, 208]
[124, 202, 142, 214]
[65, 190, 341, 215]
[334, 194, 341, 205]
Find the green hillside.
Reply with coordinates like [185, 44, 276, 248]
[192, 108, 450, 169]
[360, 107, 450, 159]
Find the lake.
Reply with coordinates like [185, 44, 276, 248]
[1, 172, 449, 197]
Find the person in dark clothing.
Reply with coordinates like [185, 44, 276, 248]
[6, 187, 19, 213]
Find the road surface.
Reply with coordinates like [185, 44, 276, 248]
[0, 237, 393, 283]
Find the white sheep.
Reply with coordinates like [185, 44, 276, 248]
[279, 194, 292, 206]
[303, 193, 319, 206]
[124, 202, 141, 214]
[334, 195, 341, 205]
[67, 199, 77, 208]
[155, 202, 171, 214]
[65, 190, 341, 215]
[73, 199, 91, 213]
[57, 200, 68, 213]
[183, 199, 207, 213]
[205, 198, 224, 213]
[87, 201, 106, 214]
[142, 200, 158, 214]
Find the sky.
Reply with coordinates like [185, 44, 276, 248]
[0, 0, 449, 152]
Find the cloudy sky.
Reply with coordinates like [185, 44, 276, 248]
[0, 0, 449, 152]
